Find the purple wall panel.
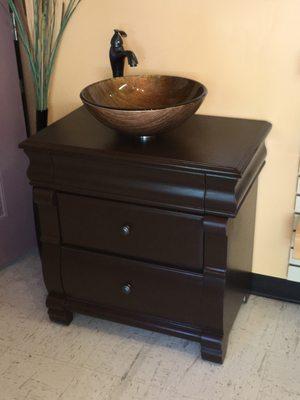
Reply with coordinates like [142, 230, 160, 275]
[0, 2, 36, 266]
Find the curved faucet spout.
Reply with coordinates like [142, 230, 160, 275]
[124, 50, 138, 67]
[109, 29, 138, 77]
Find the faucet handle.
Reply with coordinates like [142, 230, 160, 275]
[114, 29, 127, 38]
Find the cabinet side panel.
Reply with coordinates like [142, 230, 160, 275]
[225, 179, 258, 332]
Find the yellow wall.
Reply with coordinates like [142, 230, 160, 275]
[49, 0, 300, 278]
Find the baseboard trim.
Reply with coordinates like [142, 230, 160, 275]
[251, 273, 300, 304]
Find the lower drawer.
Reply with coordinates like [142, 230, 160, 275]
[61, 247, 203, 325]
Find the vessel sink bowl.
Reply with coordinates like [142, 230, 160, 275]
[80, 75, 207, 139]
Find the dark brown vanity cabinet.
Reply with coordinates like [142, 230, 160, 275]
[20, 107, 271, 363]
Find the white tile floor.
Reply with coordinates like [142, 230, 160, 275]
[0, 251, 300, 400]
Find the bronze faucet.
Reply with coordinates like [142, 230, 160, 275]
[109, 29, 138, 77]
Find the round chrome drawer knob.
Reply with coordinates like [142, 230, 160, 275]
[122, 284, 132, 295]
[121, 224, 131, 236]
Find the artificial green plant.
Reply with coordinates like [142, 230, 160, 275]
[8, 0, 81, 111]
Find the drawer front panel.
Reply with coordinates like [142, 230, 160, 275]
[58, 193, 204, 271]
[53, 155, 205, 213]
[61, 247, 203, 325]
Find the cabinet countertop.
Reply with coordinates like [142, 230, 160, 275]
[20, 107, 271, 177]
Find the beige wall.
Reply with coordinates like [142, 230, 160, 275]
[49, 0, 300, 278]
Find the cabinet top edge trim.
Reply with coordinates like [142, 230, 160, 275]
[21, 144, 245, 178]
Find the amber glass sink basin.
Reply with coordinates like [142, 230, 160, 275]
[80, 75, 207, 139]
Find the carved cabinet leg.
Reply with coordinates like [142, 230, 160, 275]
[48, 308, 73, 325]
[242, 294, 249, 304]
[33, 189, 72, 323]
[200, 333, 228, 364]
[46, 293, 73, 325]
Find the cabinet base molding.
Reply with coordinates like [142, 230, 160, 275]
[46, 292, 202, 339]
[46, 292, 235, 364]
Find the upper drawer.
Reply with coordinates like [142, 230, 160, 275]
[58, 193, 204, 271]
[53, 155, 205, 213]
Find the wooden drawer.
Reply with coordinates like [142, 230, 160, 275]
[58, 193, 204, 271]
[61, 247, 203, 325]
[52, 154, 206, 214]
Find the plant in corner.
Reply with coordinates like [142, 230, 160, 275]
[7, 0, 82, 132]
